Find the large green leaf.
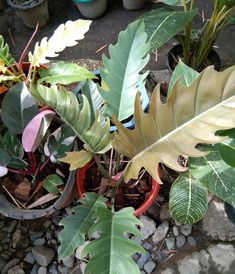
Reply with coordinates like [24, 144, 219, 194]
[189, 150, 235, 207]
[113, 65, 235, 182]
[32, 85, 112, 156]
[141, 8, 196, 52]
[28, 20, 91, 66]
[169, 172, 208, 224]
[0, 35, 15, 67]
[38, 62, 96, 85]
[58, 193, 107, 259]
[98, 20, 150, 121]
[82, 207, 144, 274]
[1, 83, 38, 134]
[215, 138, 235, 167]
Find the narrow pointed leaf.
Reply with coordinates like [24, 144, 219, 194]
[169, 172, 208, 224]
[28, 20, 91, 66]
[58, 193, 107, 259]
[82, 207, 144, 274]
[113, 65, 235, 182]
[0, 35, 15, 66]
[98, 20, 150, 121]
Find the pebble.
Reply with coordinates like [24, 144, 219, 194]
[30, 232, 44, 242]
[137, 252, 151, 268]
[7, 266, 25, 274]
[165, 237, 176, 250]
[43, 220, 52, 229]
[143, 242, 152, 250]
[181, 224, 192, 236]
[144, 259, 156, 273]
[1, 253, 10, 260]
[140, 215, 156, 240]
[2, 258, 20, 274]
[159, 203, 171, 221]
[7, 220, 17, 233]
[48, 264, 58, 274]
[152, 221, 169, 244]
[0, 257, 6, 269]
[33, 238, 46, 246]
[32, 246, 55, 267]
[24, 252, 36, 264]
[30, 263, 39, 274]
[176, 235, 186, 248]
[0, 221, 5, 229]
[46, 231, 53, 240]
[58, 265, 70, 274]
[187, 236, 197, 247]
[62, 254, 74, 268]
[173, 226, 179, 237]
[38, 266, 47, 274]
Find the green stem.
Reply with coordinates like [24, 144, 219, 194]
[93, 154, 112, 181]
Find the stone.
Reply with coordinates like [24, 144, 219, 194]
[137, 252, 151, 269]
[75, 241, 90, 260]
[33, 238, 46, 246]
[24, 252, 35, 264]
[176, 235, 186, 248]
[2, 258, 20, 274]
[187, 236, 196, 247]
[0, 221, 5, 228]
[7, 220, 17, 233]
[14, 178, 31, 201]
[159, 203, 171, 222]
[30, 232, 44, 242]
[58, 265, 70, 274]
[38, 266, 47, 274]
[31, 246, 55, 267]
[152, 221, 169, 244]
[173, 226, 179, 237]
[140, 215, 156, 240]
[180, 224, 192, 236]
[165, 237, 175, 250]
[48, 264, 58, 274]
[132, 253, 139, 261]
[62, 254, 74, 268]
[144, 259, 156, 274]
[7, 266, 25, 274]
[30, 264, 39, 274]
[44, 220, 52, 229]
[202, 198, 235, 241]
[0, 257, 6, 269]
[143, 242, 152, 250]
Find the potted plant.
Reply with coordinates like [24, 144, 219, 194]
[123, 0, 148, 10]
[142, 0, 235, 71]
[31, 18, 235, 273]
[0, 18, 97, 219]
[6, 0, 49, 28]
[73, 0, 107, 19]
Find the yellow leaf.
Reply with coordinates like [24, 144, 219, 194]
[59, 150, 93, 170]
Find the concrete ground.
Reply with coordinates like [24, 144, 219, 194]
[0, 0, 235, 71]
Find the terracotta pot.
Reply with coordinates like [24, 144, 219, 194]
[74, 0, 107, 19]
[76, 161, 160, 216]
[7, 0, 49, 28]
[167, 44, 221, 72]
[123, 0, 148, 10]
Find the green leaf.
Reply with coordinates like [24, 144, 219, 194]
[168, 59, 199, 96]
[58, 193, 107, 259]
[225, 15, 235, 26]
[189, 150, 235, 207]
[42, 174, 64, 195]
[32, 85, 112, 154]
[215, 138, 235, 167]
[0, 148, 11, 166]
[141, 8, 196, 52]
[38, 62, 96, 85]
[158, 0, 189, 5]
[82, 207, 144, 274]
[169, 172, 208, 224]
[98, 20, 150, 121]
[1, 83, 38, 134]
[0, 75, 21, 83]
[44, 124, 75, 163]
[0, 35, 15, 67]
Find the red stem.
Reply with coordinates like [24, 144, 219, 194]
[39, 157, 50, 172]
[8, 168, 34, 176]
[27, 152, 37, 172]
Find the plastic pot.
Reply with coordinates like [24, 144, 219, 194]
[7, 0, 49, 28]
[74, 0, 107, 19]
[76, 161, 160, 216]
[123, 0, 148, 10]
[167, 44, 221, 72]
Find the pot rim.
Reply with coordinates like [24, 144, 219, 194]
[7, 0, 46, 10]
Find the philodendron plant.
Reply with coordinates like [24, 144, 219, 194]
[30, 17, 235, 273]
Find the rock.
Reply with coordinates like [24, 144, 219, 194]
[44, 220, 52, 229]
[24, 252, 35, 264]
[32, 246, 55, 267]
[165, 237, 175, 250]
[75, 241, 90, 260]
[7, 265, 25, 274]
[137, 252, 151, 269]
[46, 231, 53, 240]
[0, 221, 5, 228]
[62, 254, 74, 268]
[144, 259, 156, 274]
[132, 253, 139, 261]
[187, 236, 196, 247]
[176, 235, 186, 248]
[131, 236, 142, 245]
[30, 232, 44, 242]
[143, 242, 152, 250]
[140, 215, 156, 240]
[2, 258, 20, 274]
[180, 224, 192, 236]
[146, 202, 159, 220]
[202, 198, 235, 241]
[30, 264, 39, 274]
[48, 264, 58, 274]
[152, 221, 169, 244]
[159, 203, 171, 222]
[7, 220, 17, 233]
[173, 226, 179, 237]
[14, 178, 31, 201]
[33, 238, 46, 246]
[58, 265, 70, 274]
[38, 266, 47, 274]
[0, 257, 6, 269]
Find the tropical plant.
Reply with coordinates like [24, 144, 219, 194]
[143, 0, 235, 70]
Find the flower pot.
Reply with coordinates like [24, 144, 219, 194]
[74, 0, 107, 19]
[7, 0, 49, 28]
[167, 44, 221, 72]
[76, 161, 160, 216]
[123, 0, 148, 10]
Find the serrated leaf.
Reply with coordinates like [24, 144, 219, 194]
[113, 65, 235, 183]
[98, 20, 150, 121]
[82, 207, 144, 274]
[1, 83, 38, 134]
[32, 85, 112, 154]
[59, 150, 93, 170]
[38, 62, 96, 85]
[169, 171, 208, 224]
[58, 193, 107, 259]
[189, 150, 235, 207]
[22, 110, 55, 152]
[141, 8, 196, 52]
[28, 20, 91, 66]
[42, 174, 64, 195]
[0, 35, 15, 67]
